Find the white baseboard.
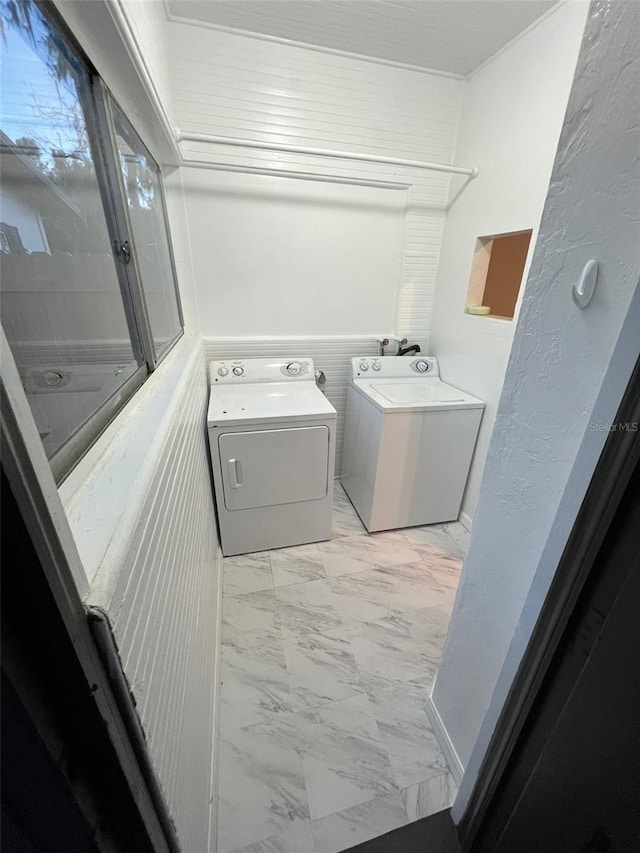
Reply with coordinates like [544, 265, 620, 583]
[459, 511, 473, 532]
[426, 695, 465, 786]
[207, 546, 224, 853]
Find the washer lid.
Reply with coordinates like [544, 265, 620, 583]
[372, 381, 469, 404]
[208, 382, 336, 426]
[354, 379, 484, 412]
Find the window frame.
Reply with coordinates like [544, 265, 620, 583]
[91, 80, 157, 373]
[101, 87, 185, 364]
[3, 1, 184, 484]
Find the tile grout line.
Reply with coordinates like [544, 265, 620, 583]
[218, 492, 464, 852]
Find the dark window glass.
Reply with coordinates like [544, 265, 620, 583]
[0, 0, 144, 466]
[0, 0, 183, 480]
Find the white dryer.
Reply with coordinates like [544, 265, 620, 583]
[341, 356, 484, 532]
[207, 357, 336, 556]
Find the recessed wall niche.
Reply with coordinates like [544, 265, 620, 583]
[465, 230, 533, 319]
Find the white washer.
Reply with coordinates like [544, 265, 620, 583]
[207, 357, 336, 556]
[341, 356, 484, 532]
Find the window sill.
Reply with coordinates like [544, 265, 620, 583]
[59, 334, 205, 593]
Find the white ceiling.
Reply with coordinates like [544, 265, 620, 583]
[165, 0, 558, 77]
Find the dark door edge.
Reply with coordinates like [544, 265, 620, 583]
[458, 355, 640, 850]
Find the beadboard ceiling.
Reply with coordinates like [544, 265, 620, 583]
[165, 0, 558, 76]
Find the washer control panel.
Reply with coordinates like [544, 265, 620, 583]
[210, 358, 315, 384]
[352, 356, 439, 379]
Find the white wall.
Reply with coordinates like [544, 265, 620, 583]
[115, 0, 175, 124]
[163, 167, 200, 333]
[164, 18, 466, 477]
[166, 17, 464, 344]
[431, 0, 640, 796]
[0, 187, 48, 251]
[1, 251, 132, 345]
[184, 170, 407, 337]
[429, 0, 589, 523]
[61, 337, 222, 851]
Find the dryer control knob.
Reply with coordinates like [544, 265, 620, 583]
[359, 362, 369, 371]
[286, 361, 302, 376]
[372, 362, 381, 371]
[43, 370, 64, 386]
[232, 366, 244, 376]
[415, 360, 429, 373]
[218, 366, 229, 377]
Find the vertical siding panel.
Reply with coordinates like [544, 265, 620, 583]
[103, 341, 220, 852]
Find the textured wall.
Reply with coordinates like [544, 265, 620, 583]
[432, 0, 640, 786]
[428, 0, 588, 523]
[167, 18, 464, 344]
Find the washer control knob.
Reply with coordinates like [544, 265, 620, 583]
[415, 360, 429, 373]
[286, 361, 303, 376]
[217, 366, 229, 377]
[359, 362, 369, 371]
[232, 366, 244, 376]
[372, 362, 381, 371]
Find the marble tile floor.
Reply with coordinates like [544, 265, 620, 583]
[218, 484, 466, 853]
